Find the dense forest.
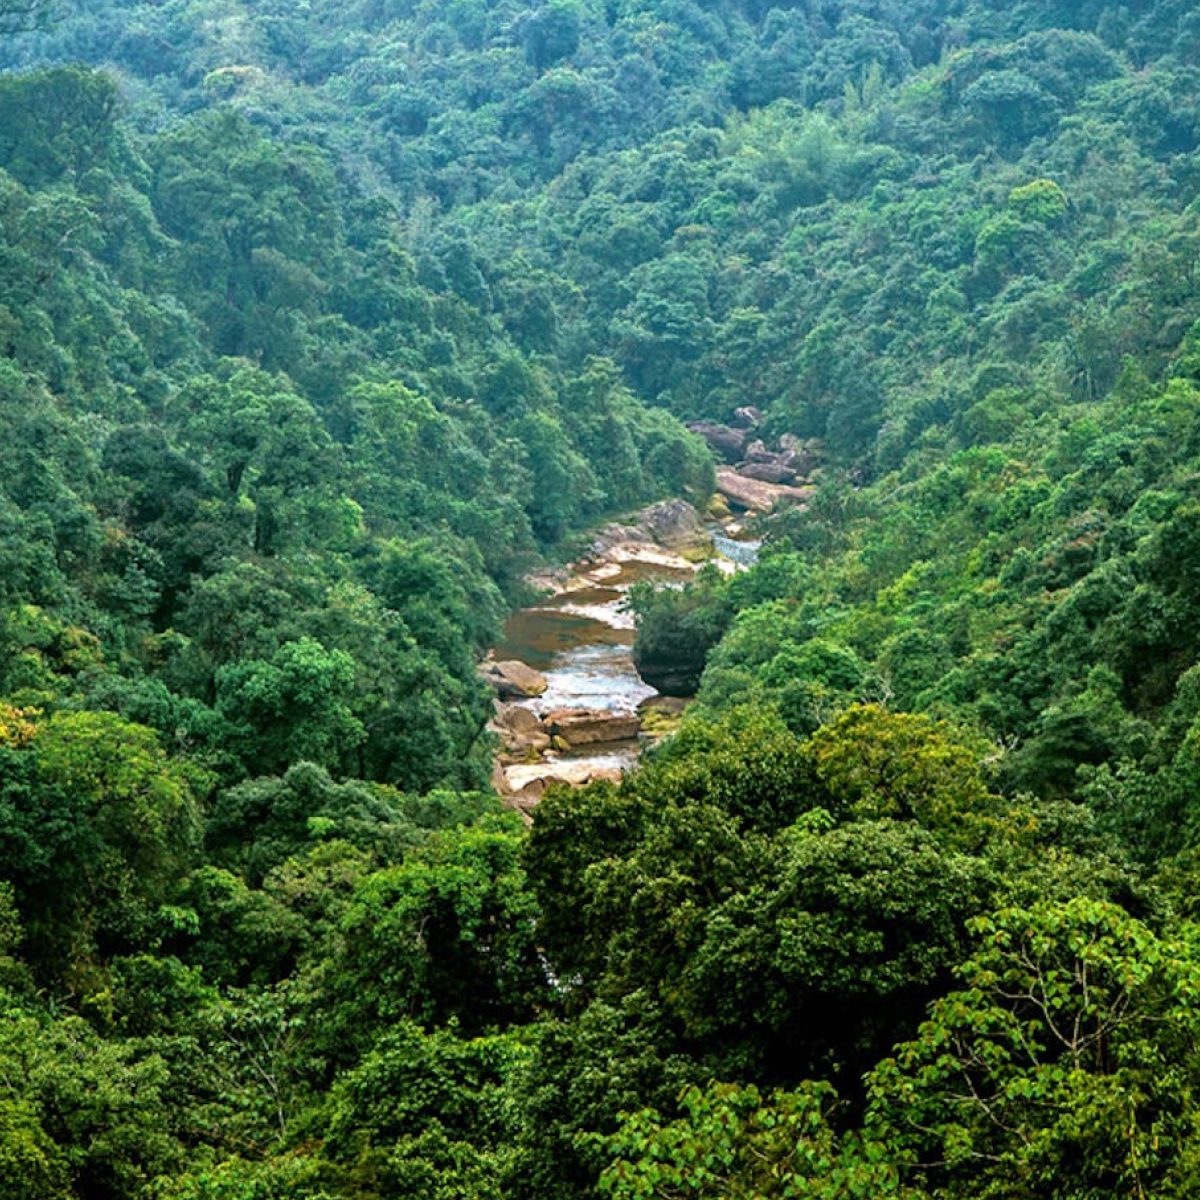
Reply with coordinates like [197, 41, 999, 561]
[3, 0, 1200, 1195]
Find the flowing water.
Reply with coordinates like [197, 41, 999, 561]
[492, 527, 761, 793]
[710, 528, 763, 567]
[493, 559, 688, 717]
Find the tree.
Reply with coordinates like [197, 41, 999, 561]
[631, 566, 733, 698]
[322, 1019, 527, 1199]
[0, 998, 180, 1195]
[513, 411, 601, 543]
[215, 637, 365, 777]
[519, 2, 582, 72]
[669, 817, 993, 1081]
[323, 817, 547, 1047]
[522, 779, 650, 986]
[0, 68, 118, 186]
[802, 705, 1000, 847]
[964, 70, 1060, 149]
[205, 762, 425, 885]
[629, 704, 812, 834]
[595, 1081, 905, 1200]
[1008, 179, 1068, 225]
[167, 368, 346, 557]
[511, 991, 698, 1200]
[4, 711, 202, 976]
[869, 898, 1200, 1200]
[0, 0, 55, 35]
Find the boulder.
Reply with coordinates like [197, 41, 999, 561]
[496, 704, 542, 734]
[716, 467, 813, 513]
[543, 707, 641, 747]
[686, 421, 747, 462]
[510, 778, 546, 806]
[586, 522, 650, 563]
[746, 442, 797, 467]
[491, 760, 513, 796]
[490, 705, 553, 758]
[506, 735, 551, 759]
[501, 778, 546, 822]
[707, 492, 732, 520]
[481, 659, 548, 699]
[640, 498, 709, 551]
[731, 405, 763, 429]
[739, 460, 798, 484]
[776, 434, 822, 476]
[588, 499, 711, 559]
[524, 565, 574, 597]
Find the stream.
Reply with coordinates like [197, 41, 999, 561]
[490, 521, 761, 798]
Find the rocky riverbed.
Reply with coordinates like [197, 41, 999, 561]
[481, 498, 762, 815]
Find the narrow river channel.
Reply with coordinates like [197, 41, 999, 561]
[489, 519, 760, 799]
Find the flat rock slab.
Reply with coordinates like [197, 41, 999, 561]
[543, 707, 642, 747]
[739, 460, 798, 484]
[716, 467, 814, 513]
[504, 760, 626, 792]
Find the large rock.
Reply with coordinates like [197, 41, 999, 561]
[640, 499, 709, 551]
[490, 703, 552, 756]
[481, 659, 548, 699]
[686, 421, 747, 462]
[496, 704, 542, 734]
[588, 499, 711, 560]
[543, 707, 641, 747]
[506, 777, 546, 819]
[505, 761, 625, 794]
[741, 439, 805, 481]
[778, 434, 823, 475]
[491, 760, 513, 796]
[739, 460, 798, 484]
[716, 467, 813, 513]
[731, 405, 763, 429]
[587, 520, 652, 561]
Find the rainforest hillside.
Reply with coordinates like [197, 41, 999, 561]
[3, 0, 1200, 1196]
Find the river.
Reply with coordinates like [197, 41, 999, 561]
[489, 519, 760, 800]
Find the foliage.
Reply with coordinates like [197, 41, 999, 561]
[630, 566, 734, 697]
[596, 1080, 905, 1199]
[869, 899, 1200, 1199]
[2, 0, 1200, 1195]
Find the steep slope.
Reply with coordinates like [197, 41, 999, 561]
[2, 4, 1200, 1199]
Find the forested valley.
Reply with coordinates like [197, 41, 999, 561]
[3, 0, 1200, 1195]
